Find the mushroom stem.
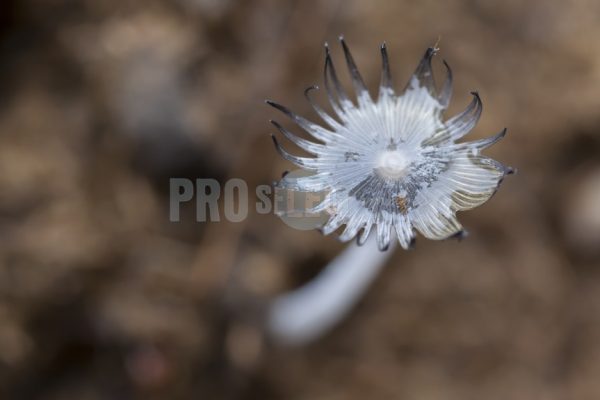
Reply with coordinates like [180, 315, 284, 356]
[267, 234, 394, 346]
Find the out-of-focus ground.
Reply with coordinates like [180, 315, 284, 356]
[1, 0, 600, 399]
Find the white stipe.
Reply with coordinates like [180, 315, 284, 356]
[267, 234, 394, 346]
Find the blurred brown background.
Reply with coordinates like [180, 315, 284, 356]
[1, 0, 600, 399]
